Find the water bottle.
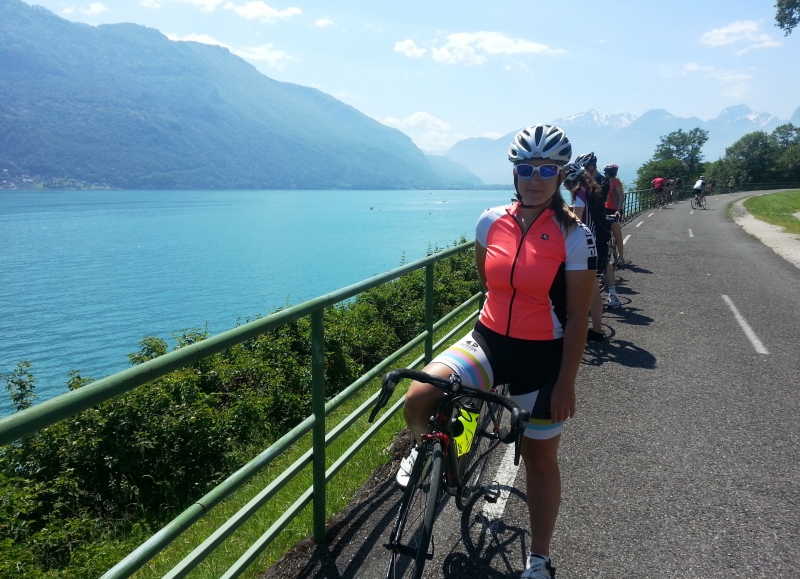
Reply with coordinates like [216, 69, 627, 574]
[451, 401, 480, 457]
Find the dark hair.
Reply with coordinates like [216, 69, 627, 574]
[566, 171, 602, 202]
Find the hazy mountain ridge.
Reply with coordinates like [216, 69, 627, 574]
[446, 104, 800, 185]
[0, 0, 480, 190]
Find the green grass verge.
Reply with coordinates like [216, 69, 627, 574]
[131, 310, 478, 579]
[743, 190, 800, 235]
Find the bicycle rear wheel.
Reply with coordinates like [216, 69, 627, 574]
[455, 386, 508, 511]
[386, 439, 443, 579]
[690, 197, 698, 209]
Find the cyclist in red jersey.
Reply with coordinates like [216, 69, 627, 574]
[399, 125, 596, 579]
[652, 174, 665, 206]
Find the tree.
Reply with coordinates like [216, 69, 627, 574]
[654, 128, 709, 177]
[771, 123, 800, 150]
[634, 158, 686, 191]
[776, 144, 800, 181]
[775, 0, 800, 35]
[724, 131, 780, 183]
[5, 360, 37, 412]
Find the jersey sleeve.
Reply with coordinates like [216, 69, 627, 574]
[563, 222, 597, 271]
[475, 205, 508, 248]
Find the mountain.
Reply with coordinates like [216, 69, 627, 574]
[0, 0, 461, 190]
[789, 105, 800, 127]
[425, 155, 484, 186]
[445, 105, 798, 185]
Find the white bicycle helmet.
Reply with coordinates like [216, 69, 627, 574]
[508, 125, 572, 165]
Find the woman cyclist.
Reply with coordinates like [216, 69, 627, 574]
[603, 163, 625, 267]
[399, 125, 597, 579]
[565, 162, 606, 342]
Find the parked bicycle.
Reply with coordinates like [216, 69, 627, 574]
[369, 368, 529, 579]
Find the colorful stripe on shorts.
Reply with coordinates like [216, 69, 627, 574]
[437, 346, 491, 390]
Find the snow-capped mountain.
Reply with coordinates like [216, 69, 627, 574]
[714, 104, 778, 128]
[445, 105, 796, 185]
[551, 109, 637, 130]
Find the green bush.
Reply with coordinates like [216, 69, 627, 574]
[0, 242, 479, 578]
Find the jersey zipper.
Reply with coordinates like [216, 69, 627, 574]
[505, 208, 543, 336]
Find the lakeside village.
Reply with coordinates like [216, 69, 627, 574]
[1, 168, 116, 190]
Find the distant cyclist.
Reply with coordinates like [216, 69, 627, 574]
[651, 174, 666, 206]
[693, 175, 706, 206]
[708, 179, 716, 195]
[728, 177, 735, 194]
[674, 176, 683, 199]
[604, 163, 625, 267]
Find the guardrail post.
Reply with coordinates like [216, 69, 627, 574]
[311, 310, 326, 543]
[425, 264, 434, 364]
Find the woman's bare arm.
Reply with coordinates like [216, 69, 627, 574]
[549, 268, 595, 423]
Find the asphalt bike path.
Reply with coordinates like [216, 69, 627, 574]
[267, 192, 799, 579]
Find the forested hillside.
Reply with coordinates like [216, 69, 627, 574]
[0, 0, 474, 190]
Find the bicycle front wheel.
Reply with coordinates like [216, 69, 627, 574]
[386, 439, 443, 579]
[701, 197, 707, 209]
[455, 386, 508, 511]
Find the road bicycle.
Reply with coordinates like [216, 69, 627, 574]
[654, 190, 667, 209]
[369, 368, 529, 579]
[690, 191, 707, 210]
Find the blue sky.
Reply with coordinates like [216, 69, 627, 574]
[31, 0, 800, 152]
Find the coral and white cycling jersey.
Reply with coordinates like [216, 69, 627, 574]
[476, 203, 596, 340]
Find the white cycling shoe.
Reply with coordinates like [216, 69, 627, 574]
[521, 553, 555, 579]
[395, 446, 418, 488]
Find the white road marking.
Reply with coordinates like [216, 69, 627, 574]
[623, 235, 631, 245]
[721, 295, 769, 354]
[689, 229, 694, 237]
[690, 210, 694, 215]
[636, 221, 643, 228]
[648, 212, 655, 217]
[482, 441, 520, 522]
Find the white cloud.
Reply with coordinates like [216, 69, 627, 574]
[179, 0, 225, 11]
[233, 43, 293, 68]
[167, 33, 231, 49]
[63, 2, 108, 15]
[224, 1, 301, 22]
[315, 18, 333, 28]
[142, 0, 161, 8]
[383, 112, 466, 153]
[396, 31, 564, 66]
[394, 39, 427, 58]
[699, 20, 781, 55]
[681, 62, 754, 99]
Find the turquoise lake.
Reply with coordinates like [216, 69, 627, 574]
[0, 189, 514, 415]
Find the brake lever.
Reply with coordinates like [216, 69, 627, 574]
[368, 371, 400, 423]
[513, 410, 530, 466]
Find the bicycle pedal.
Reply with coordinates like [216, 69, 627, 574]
[482, 483, 501, 503]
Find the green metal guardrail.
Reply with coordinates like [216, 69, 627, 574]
[618, 182, 800, 225]
[0, 240, 482, 579]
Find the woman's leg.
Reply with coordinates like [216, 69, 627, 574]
[402, 362, 450, 443]
[611, 221, 623, 261]
[590, 284, 603, 332]
[521, 434, 562, 556]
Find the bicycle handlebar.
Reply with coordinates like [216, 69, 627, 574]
[369, 368, 531, 464]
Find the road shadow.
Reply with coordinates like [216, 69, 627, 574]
[616, 263, 653, 276]
[603, 303, 653, 327]
[583, 336, 656, 369]
[439, 487, 530, 579]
